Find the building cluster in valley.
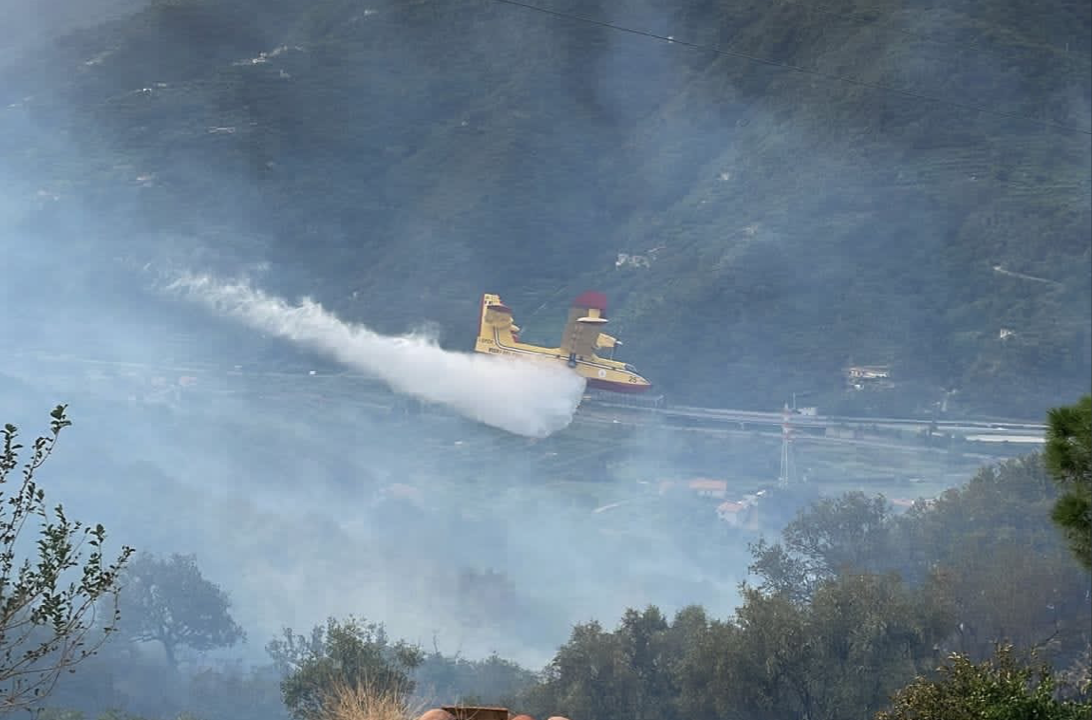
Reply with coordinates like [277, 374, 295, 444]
[662, 476, 932, 531]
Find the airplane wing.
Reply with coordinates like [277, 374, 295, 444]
[560, 291, 610, 359]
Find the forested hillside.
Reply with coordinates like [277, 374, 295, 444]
[1, 0, 1089, 416]
[515, 454, 1092, 719]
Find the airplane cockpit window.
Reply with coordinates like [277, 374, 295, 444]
[624, 364, 637, 373]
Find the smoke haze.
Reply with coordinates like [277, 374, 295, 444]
[168, 273, 586, 438]
[0, 0, 1087, 715]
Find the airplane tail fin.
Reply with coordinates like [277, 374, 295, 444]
[475, 293, 517, 353]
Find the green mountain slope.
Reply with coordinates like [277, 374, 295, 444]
[1, 0, 1089, 417]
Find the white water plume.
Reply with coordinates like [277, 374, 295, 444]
[170, 274, 586, 437]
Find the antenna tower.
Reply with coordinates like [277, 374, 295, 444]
[778, 403, 798, 487]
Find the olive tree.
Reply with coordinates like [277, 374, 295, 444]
[876, 645, 1092, 719]
[267, 616, 422, 720]
[0, 406, 133, 712]
[118, 553, 245, 668]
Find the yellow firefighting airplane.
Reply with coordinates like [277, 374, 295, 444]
[475, 291, 652, 393]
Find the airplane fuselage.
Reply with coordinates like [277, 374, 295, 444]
[475, 328, 652, 393]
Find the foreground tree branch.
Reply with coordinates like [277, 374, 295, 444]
[0, 406, 134, 713]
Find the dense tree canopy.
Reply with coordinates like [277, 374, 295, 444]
[517, 451, 1092, 719]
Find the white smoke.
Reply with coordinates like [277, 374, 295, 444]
[169, 274, 586, 437]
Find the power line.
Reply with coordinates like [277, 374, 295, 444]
[489, 0, 1092, 137]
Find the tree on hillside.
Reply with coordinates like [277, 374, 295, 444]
[889, 456, 1091, 663]
[1045, 395, 1092, 570]
[0, 406, 133, 712]
[748, 492, 892, 602]
[185, 662, 289, 720]
[520, 613, 675, 720]
[667, 606, 732, 719]
[415, 650, 536, 707]
[750, 459, 1091, 665]
[266, 616, 422, 720]
[118, 553, 244, 668]
[876, 644, 1092, 720]
[719, 574, 952, 720]
[521, 576, 952, 720]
